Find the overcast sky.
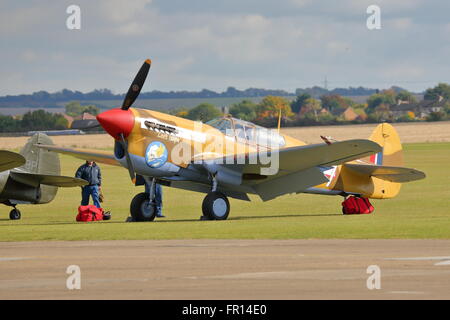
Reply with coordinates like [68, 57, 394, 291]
[1, 0, 449, 95]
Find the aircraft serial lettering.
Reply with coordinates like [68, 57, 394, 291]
[157, 131, 180, 143]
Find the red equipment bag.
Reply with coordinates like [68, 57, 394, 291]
[76, 205, 104, 222]
[342, 196, 374, 215]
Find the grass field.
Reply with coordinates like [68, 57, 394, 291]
[0, 142, 448, 241]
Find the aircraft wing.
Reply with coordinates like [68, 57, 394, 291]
[10, 171, 88, 187]
[217, 139, 382, 201]
[36, 145, 120, 166]
[0, 150, 26, 172]
[262, 139, 381, 173]
[344, 163, 426, 183]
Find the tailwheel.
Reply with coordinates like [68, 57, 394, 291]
[202, 192, 230, 220]
[9, 208, 21, 220]
[130, 192, 156, 222]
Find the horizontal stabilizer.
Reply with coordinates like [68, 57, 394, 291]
[344, 163, 426, 183]
[36, 144, 119, 166]
[10, 171, 88, 187]
[0, 150, 26, 172]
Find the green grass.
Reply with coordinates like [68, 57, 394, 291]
[0, 143, 449, 241]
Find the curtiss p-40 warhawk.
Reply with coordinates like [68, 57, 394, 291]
[38, 60, 426, 221]
[0, 133, 87, 219]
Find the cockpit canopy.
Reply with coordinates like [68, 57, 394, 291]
[206, 117, 285, 148]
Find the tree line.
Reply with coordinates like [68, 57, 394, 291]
[0, 110, 68, 133]
[0, 85, 406, 105]
[1, 83, 449, 133]
[0, 102, 99, 133]
[170, 83, 450, 126]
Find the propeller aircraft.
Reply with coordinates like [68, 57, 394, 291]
[1, 133, 87, 219]
[38, 59, 426, 221]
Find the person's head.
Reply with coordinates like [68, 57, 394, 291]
[86, 160, 94, 166]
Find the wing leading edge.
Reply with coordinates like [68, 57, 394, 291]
[0, 150, 26, 172]
[36, 145, 119, 166]
[10, 171, 88, 187]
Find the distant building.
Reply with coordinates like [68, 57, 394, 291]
[70, 112, 99, 130]
[330, 107, 366, 121]
[390, 96, 448, 119]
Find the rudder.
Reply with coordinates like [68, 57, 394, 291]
[18, 133, 60, 203]
[367, 123, 403, 198]
[19, 133, 61, 175]
[368, 123, 403, 167]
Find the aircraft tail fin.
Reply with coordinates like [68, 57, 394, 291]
[367, 123, 403, 167]
[19, 133, 61, 175]
[19, 133, 60, 203]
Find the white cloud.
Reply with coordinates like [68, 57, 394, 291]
[0, 0, 448, 95]
[389, 18, 413, 30]
[97, 0, 153, 23]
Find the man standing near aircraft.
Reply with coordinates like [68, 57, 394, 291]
[145, 182, 164, 218]
[75, 161, 102, 208]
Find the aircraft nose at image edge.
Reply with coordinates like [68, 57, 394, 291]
[96, 108, 135, 140]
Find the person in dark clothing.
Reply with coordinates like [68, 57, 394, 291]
[144, 181, 164, 218]
[75, 161, 102, 208]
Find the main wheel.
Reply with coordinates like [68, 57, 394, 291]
[202, 192, 230, 220]
[130, 192, 156, 222]
[9, 209, 21, 220]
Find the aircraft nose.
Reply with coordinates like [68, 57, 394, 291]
[96, 108, 135, 140]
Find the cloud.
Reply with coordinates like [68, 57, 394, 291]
[97, 0, 153, 23]
[0, 0, 448, 95]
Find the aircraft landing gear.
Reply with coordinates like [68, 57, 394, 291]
[201, 174, 230, 220]
[130, 193, 157, 221]
[130, 178, 157, 222]
[9, 208, 21, 220]
[202, 191, 230, 220]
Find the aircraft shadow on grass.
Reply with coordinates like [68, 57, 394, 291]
[0, 213, 339, 226]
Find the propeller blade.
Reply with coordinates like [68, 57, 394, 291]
[120, 133, 136, 183]
[121, 59, 151, 110]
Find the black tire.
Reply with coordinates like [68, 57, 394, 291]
[130, 193, 156, 222]
[9, 209, 21, 220]
[202, 192, 230, 220]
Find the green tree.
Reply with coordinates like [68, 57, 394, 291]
[366, 89, 396, 113]
[424, 83, 450, 100]
[256, 96, 293, 119]
[21, 110, 68, 131]
[320, 94, 354, 112]
[83, 105, 100, 116]
[426, 111, 446, 122]
[291, 93, 311, 113]
[65, 101, 99, 117]
[0, 115, 19, 132]
[186, 103, 222, 122]
[65, 101, 84, 117]
[229, 100, 257, 121]
[395, 90, 417, 103]
[300, 98, 322, 121]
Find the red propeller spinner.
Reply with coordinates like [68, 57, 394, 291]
[96, 108, 135, 140]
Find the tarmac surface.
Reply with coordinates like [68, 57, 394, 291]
[1, 239, 450, 300]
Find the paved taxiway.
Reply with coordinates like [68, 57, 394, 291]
[0, 240, 449, 299]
